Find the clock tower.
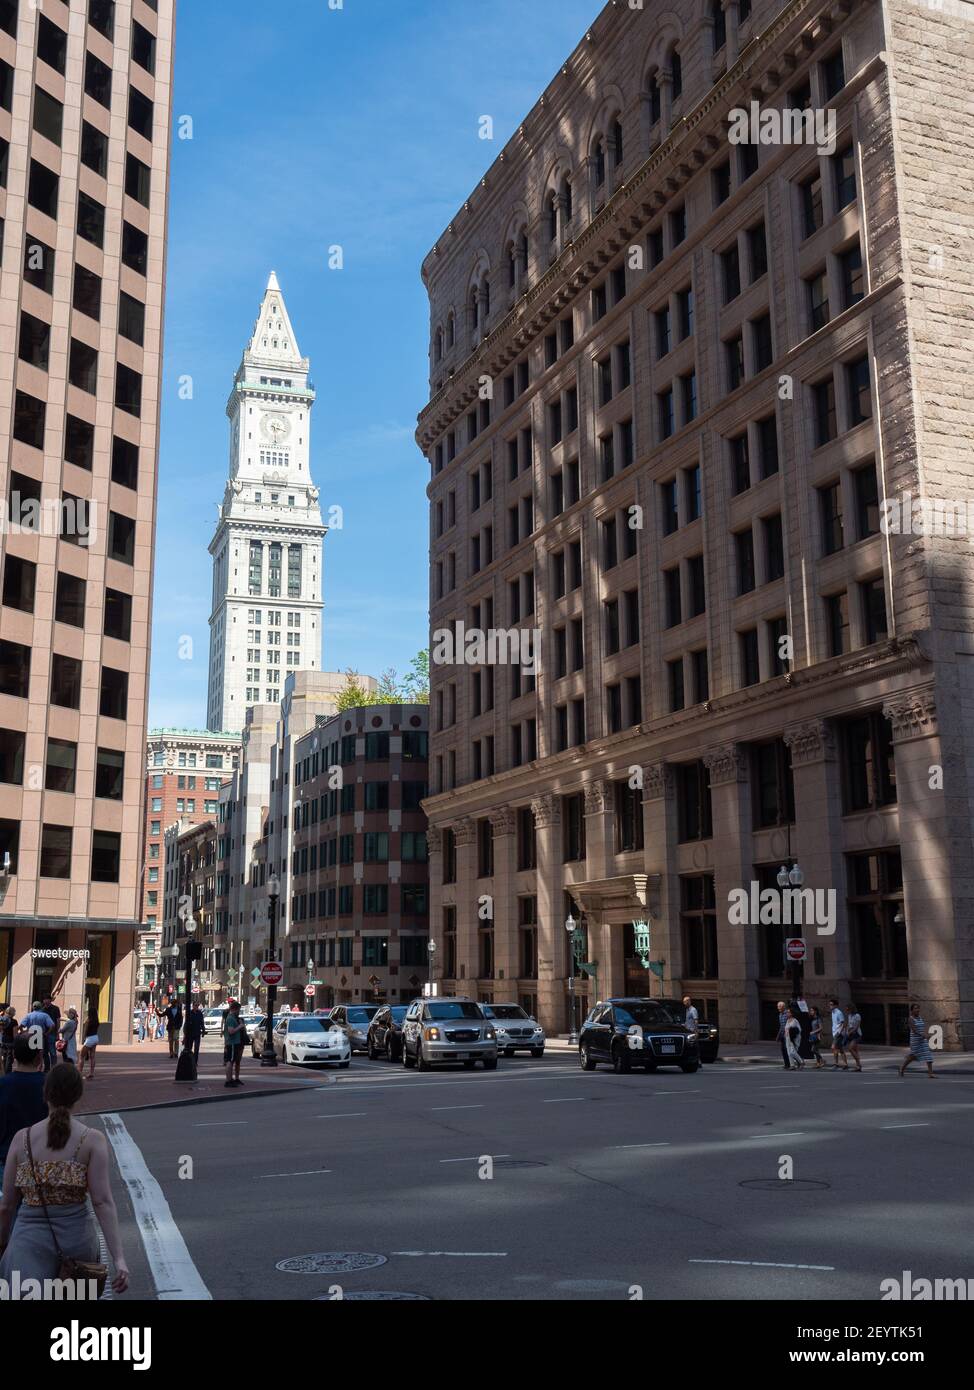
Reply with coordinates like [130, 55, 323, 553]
[206, 272, 327, 732]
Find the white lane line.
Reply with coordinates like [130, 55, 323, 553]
[543, 1097, 588, 1103]
[881, 1123, 930, 1130]
[439, 1154, 510, 1163]
[314, 1112, 367, 1119]
[746, 1131, 807, 1139]
[653, 1090, 701, 1095]
[101, 1112, 211, 1302]
[258, 1169, 332, 1179]
[759, 1085, 796, 1091]
[430, 1104, 484, 1111]
[392, 1251, 508, 1257]
[611, 1142, 671, 1149]
[690, 1259, 834, 1271]
[193, 1120, 249, 1127]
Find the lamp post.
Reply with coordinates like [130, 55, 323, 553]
[427, 939, 437, 997]
[174, 919, 200, 1082]
[306, 957, 315, 1013]
[777, 858, 808, 1054]
[260, 875, 280, 1066]
[566, 915, 579, 1044]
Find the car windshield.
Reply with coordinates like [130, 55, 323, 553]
[485, 1005, 528, 1020]
[613, 1004, 681, 1029]
[347, 1008, 379, 1025]
[425, 1002, 483, 1021]
[388, 1007, 408, 1022]
[288, 1018, 336, 1034]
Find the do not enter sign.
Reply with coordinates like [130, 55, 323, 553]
[785, 937, 806, 963]
[259, 960, 284, 987]
[304, 984, 315, 998]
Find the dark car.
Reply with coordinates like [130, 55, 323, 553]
[659, 998, 720, 1063]
[328, 1004, 384, 1053]
[578, 998, 700, 1074]
[366, 1005, 409, 1060]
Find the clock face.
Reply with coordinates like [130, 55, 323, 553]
[260, 412, 291, 444]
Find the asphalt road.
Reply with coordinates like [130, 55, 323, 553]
[93, 1051, 974, 1302]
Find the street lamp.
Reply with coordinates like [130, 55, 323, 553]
[566, 915, 579, 1044]
[306, 957, 316, 1014]
[174, 918, 200, 1082]
[260, 874, 281, 1066]
[427, 938, 437, 997]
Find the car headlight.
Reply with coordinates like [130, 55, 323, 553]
[484, 1027, 496, 1040]
[534, 1026, 544, 1034]
[687, 1031, 698, 1041]
[424, 1026, 440, 1041]
[351, 1029, 366, 1039]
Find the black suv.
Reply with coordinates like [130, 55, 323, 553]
[366, 1005, 408, 1061]
[579, 999, 700, 1074]
[657, 999, 719, 1063]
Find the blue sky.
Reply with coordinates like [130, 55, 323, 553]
[149, 0, 600, 729]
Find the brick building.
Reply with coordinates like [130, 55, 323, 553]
[0, 0, 174, 1039]
[417, 0, 974, 1045]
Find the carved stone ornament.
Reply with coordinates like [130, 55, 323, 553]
[489, 807, 516, 836]
[643, 762, 673, 801]
[783, 720, 836, 766]
[452, 817, 476, 847]
[883, 690, 938, 742]
[583, 780, 608, 815]
[703, 745, 747, 786]
[530, 793, 561, 829]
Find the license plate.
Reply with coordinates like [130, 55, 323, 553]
[661, 1044, 676, 1054]
[454, 1052, 469, 1059]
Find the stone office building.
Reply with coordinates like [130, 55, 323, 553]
[417, 0, 974, 1044]
[0, 0, 174, 1038]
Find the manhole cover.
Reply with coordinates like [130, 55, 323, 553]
[494, 1160, 548, 1168]
[313, 1291, 431, 1301]
[739, 1179, 831, 1192]
[276, 1252, 388, 1274]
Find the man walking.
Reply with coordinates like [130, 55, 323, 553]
[20, 1000, 56, 1072]
[41, 994, 60, 1071]
[829, 996, 849, 1069]
[0, 1035, 47, 1166]
[222, 999, 246, 1088]
[682, 995, 699, 1034]
[184, 1001, 205, 1066]
[165, 999, 183, 1058]
[776, 1000, 791, 1069]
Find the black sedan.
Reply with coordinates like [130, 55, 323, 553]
[366, 1005, 409, 1060]
[658, 998, 719, 1063]
[579, 998, 700, 1074]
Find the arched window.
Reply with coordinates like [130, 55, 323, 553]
[518, 230, 528, 279]
[739, 0, 751, 21]
[671, 49, 683, 100]
[480, 274, 490, 321]
[712, 1, 727, 53]
[594, 138, 606, 188]
[648, 71, 662, 126]
[434, 327, 443, 363]
[507, 241, 517, 289]
[547, 192, 558, 244]
[612, 118, 624, 167]
[447, 311, 455, 348]
[561, 175, 573, 224]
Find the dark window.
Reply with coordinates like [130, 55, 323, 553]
[846, 355, 872, 426]
[55, 571, 86, 627]
[668, 659, 684, 713]
[721, 244, 741, 303]
[99, 666, 128, 720]
[819, 481, 844, 555]
[73, 264, 102, 321]
[45, 738, 77, 793]
[860, 578, 888, 644]
[9, 471, 41, 531]
[23, 237, 54, 293]
[95, 748, 124, 800]
[91, 830, 121, 883]
[0, 57, 10, 112]
[839, 242, 864, 309]
[677, 763, 712, 842]
[132, 20, 156, 73]
[833, 145, 856, 210]
[739, 627, 760, 687]
[726, 335, 744, 392]
[115, 363, 142, 416]
[40, 825, 72, 879]
[0, 728, 25, 785]
[122, 221, 148, 275]
[0, 820, 20, 875]
[677, 287, 694, 340]
[757, 415, 779, 478]
[111, 437, 139, 489]
[51, 653, 82, 709]
[661, 479, 679, 535]
[750, 740, 795, 828]
[80, 120, 109, 177]
[748, 222, 768, 280]
[671, 51, 682, 100]
[806, 270, 830, 332]
[713, 159, 731, 206]
[0, 640, 31, 699]
[615, 780, 644, 853]
[854, 463, 880, 539]
[687, 555, 706, 617]
[764, 513, 784, 581]
[562, 793, 586, 863]
[680, 875, 718, 979]
[751, 313, 773, 371]
[729, 433, 750, 496]
[88, 0, 116, 41]
[664, 566, 682, 628]
[735, 529, 755, 594]
[28, 160, 59, 218]
[104, 588, 132, 642]
[739, 141, 759, 181]
[800, 173, 823, 238]
[2, 555, 35, 614]
[128, 86, 154, 140]
[825, 591, 849, 657]
[18, 311, 50, 370]
[813, 377, 837, 446]
[847, 850, 906, 980]
[84, 52, 112, 108]
[77, 191, 106, 247]
[839, 712, 895, 812]
[69, 338, 98, 394]
[118, 290, 145, 345]
[691, 648, 709, 703]
[0, 0, 14, 36]
[821, 47, 846, 100]
[13, 392, 45, 450]
[38, 16, 68, 75]
[33, 87, 63, 145]
[125, 152, 151, 207]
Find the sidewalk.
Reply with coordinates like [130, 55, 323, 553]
[73, 1038, 329, 1116]
[546, 1037, 973, 1068]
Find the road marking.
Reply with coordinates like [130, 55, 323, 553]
[438, 1154, 510, 1163]
[430, 1104, 484, 1111]
[611, 1142, 671, 1149]
[193, 1120, 249, 1127]
[653, 1090, 701, 1095]
[746, 1131, 806, 1139]
[314, 1112, 367, 1119]
[101, 1112, 211, 1301]
[689, 1259, 834, 1271]
[759, 1085, 796, 1091]
[258, 1169, 332, 1179]
[392, 1251, 508, 1257]
[881, 1123, 930, 1129]
[543, 1097, 588, 1103]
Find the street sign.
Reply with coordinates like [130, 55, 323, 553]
[251, 968, 262, 983]
[260, 960, 284, 987]
[304, 985, 315, 998]
[309, 979, 323, 985]
[785, 937, 807, 963]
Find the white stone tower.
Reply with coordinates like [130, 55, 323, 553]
[206, 273, 327, 733]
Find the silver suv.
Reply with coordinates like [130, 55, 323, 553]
[401, 997, 498, 1071]
[482, 1003, 545, 1057]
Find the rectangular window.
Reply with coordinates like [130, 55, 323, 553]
[800, 173, 823, 238]
[819, 481, 844, 555]
[839, 242, 864, 309]
[668, 659, 684, 713]
[40, 825, 72, 878]
[46, 738, 77, 793]
[854, 463, 880, 539]
[839, 712, 896, 812]
[860, 577, 888, 644]
[91, 830, 121, 883]
[677, 763, 712, 842]
[846, 355, 872, 427]
[833, 144, 856, 210]
[806, 270, 830, 332]
[813, 377, 837, 446]
[721, 244, 741, 304]
[739, 627, 760, 687]
[95, 747, 124, 800]
[735, 529, 755, 595]
[825, 591, 849, 657]
[126, 152, 151, 207]
[33, 87, 64, 145]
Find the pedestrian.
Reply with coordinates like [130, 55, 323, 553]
[0, 1063, 129, 1295]
[899, 1004, 936, 1078]
[682, 995, 699, 1033]
[41, 997, 60, 1073]
[165, 1000, 183, 1059]
[184, 1002, 205, 1065]
[19, 1002, 56, 1073]
[222, 1000, 246, 1088]
[78, 1011, 100, 1081]
[809, 1006, 826, 1068]
[846, 1003, 863, 1072]
[0, 1036, 47, 1168]
[58, 1009, 79, 1066]
[784, 1008, 804, 1070]
[828, 996, 848, 1070]
[156, 1009, 167, 1042]
[135, 1001, 147, 1043]
[775, 1000, 791, 1069]
[1, 1007, 17, 1076]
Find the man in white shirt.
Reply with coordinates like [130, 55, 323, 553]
[682, 996, 699, 1033]
[829, 997, 849, 1070]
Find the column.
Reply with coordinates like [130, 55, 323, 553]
[490, 807, 517, 990]
[641, 762, 679, 997]
[704, 743, 760, 1042]
[452, 817, 478, 989]
[583, 778, 613, 880]
[426, 833, 442, 991]
[725, 0, 741, 67]
[532, 793, 563, 1033]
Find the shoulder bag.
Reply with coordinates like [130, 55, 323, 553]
[25, 1129, 108, 1297]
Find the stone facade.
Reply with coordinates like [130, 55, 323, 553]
[416, 0, 974, 1045]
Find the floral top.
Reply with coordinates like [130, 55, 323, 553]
[16, 1128, 90, 1207]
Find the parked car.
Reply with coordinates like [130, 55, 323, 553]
[249, 1014, 289, 1058]
[578, 999, 700, 1074]
[401, 997, 497, 1071]
[482, 1003, 545, 1057]
[658, 998, 720, 1063]
[366, 1005, 409, 1060]
[272, 1014, 350, 1067]
[328, 1004, 383, 1054]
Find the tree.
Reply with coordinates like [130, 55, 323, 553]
[404, 649, 430, 705]
[336, 669, 373, 712]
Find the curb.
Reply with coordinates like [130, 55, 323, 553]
[83, 1081, 324, 1117]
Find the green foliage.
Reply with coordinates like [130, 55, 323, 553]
[335, 650, 429, 710]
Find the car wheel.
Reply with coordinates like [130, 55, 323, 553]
[482, 1057, 498, 1070]
[681, 1062, 699, 1074]
[530, 1048, 545, 1058]
[579, 1042, 596, 1071]
[387, 1040, 396, 1062]
[417, 1046, 431, 1072]
[339, 1060, 350, 1070]
[612, 1045, 632, 1075]
[402, 1045, 415, 1068]
[367, 1039, 377, 1060]
[463, 1060, 476, 1069]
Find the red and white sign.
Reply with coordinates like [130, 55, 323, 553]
[304, 985, 315, 998]
[785, 937, 807, 963]
[259, 960, 284, 987]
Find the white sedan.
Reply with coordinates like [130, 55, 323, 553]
[272, 1015, 351, 1067]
